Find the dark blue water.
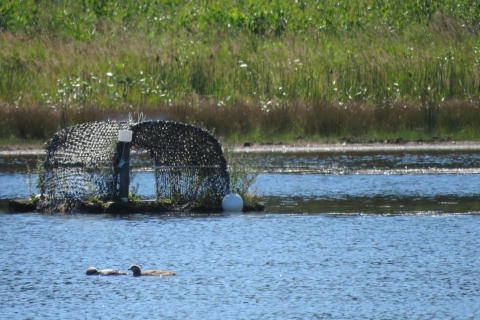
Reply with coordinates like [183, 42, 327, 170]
[1, 213, 479, 319]
[1, 151, 480, 318]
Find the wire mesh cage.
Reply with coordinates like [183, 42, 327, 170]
[38, 120, 229, 212]
[38, 121, 128, 211]
[132, 121, 229, 205]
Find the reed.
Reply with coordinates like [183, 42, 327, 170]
[2, 1, 480, 142]
[4, 99, 480, 145]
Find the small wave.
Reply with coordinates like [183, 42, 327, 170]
[255, 167, 480, 175]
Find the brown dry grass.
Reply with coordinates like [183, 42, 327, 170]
[4, 98, 480, 145]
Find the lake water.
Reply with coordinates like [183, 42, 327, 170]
[1, 150, 480, 319]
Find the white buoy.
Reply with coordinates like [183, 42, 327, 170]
[222, 193, 243, 212]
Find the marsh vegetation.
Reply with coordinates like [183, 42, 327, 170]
[2, 1, 480, 143]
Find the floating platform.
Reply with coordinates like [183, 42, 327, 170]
[7, 198, 265, 214]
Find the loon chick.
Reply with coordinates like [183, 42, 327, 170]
[128, 264, 177, 277]
[86, 266, 128, 276]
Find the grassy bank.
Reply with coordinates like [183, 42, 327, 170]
[2, 1, 480, 143]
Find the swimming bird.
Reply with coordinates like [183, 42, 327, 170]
[128, 264, 177, 277]
[85, 266, 128, 276]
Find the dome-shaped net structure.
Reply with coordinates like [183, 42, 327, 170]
[38, 120, 229, 211]
[132, 121, 229, 205]
[38, 121, 128, 211]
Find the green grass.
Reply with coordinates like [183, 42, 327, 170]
[0, 137, 45, 147]
[2, 1, 480, 142]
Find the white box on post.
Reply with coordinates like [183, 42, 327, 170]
[118, 130, 132, 142]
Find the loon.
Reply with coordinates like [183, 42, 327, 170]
[86, 266, 128, 276]
[128, 264, 177, 277]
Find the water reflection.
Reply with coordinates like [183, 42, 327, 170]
[264, 195, 480, 215]
[255, 173, 479, 198]
[1, 150, 480, 215]
[243, 150, 480, 173]
[0, 155, 42, 173]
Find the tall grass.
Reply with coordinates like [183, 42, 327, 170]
[4, 99, 480, 145]
[2, 1, 480, 142]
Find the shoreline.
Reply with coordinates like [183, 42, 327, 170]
[0, 145, 46, 156]
[234, 140, 480, 153]
[1, 140, 480, 155]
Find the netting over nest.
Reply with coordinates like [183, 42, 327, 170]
[38, 120, 230, 211]
[38, 122, 128, 211]
[132, 121, 229, 205]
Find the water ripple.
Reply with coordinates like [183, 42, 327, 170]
[0, 213, 479, 319]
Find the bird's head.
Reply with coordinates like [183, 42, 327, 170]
[128, 264, 142, 274]
[85, 266, 98, 275]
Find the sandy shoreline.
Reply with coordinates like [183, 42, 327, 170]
[0, 144, 46, 155]
[234, 140, 480, 153]
[1, 140, 480, 155]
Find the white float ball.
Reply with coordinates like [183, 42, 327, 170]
[222, 193, 243, 212]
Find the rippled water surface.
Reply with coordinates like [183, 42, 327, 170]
[1, 151, 480, 318]
[1, 213, 479, 319]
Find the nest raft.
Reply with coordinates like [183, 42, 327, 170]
[8, 198, 265, 214]
[34, 120, 238, 213]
